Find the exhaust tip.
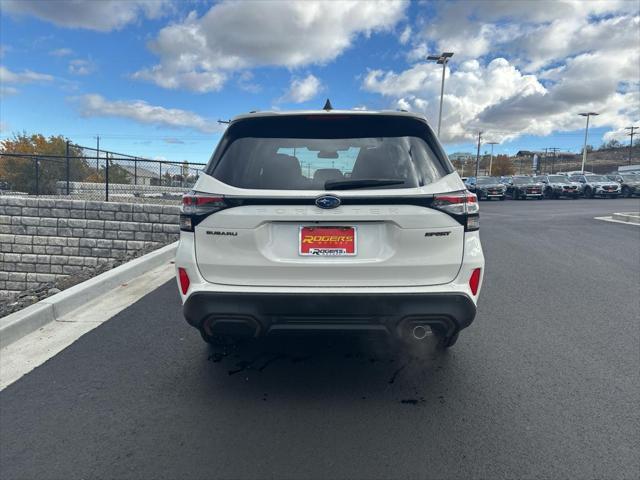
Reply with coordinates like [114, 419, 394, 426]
[412, 325, 432, 340]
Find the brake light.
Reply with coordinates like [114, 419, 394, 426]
[180, 192, 228, 232]
[469, 268, 481, 295]
[178, 268, 190, 294]
[432, 191, 479, 231]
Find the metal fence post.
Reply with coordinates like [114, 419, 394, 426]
[134, 157, 138, 185]
[34, 156, 39, 196]
[159, 162, 162, 186]
[65, 140, 70, 195]
[105, 152, 109, 202]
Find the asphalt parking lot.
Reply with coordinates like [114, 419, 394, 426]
[1, 198, 639, 480]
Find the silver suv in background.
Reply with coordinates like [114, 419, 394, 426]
[537, 175, 581, 199]
[569, 174, 621, 198]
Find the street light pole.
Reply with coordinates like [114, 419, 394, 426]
[427, 52, 454, 137]
[579, 112, 598, 173]
[487, 142, 498, 176]
[475, 131, 483, 178]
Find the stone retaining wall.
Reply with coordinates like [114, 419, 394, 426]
[0, 196, 180, 298]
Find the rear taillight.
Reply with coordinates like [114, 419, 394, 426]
[469, 268, 481, 295]
[432, 191, 479, 231]
[178, 267, 190, 294]
[180, 192, 228, 232]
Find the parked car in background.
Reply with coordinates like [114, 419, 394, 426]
[560, 170, 594, 177]
[464, 176, 477, 192]
[605, 174, 624, 183]
[506, 176, 544, 200]
[616, 174, 640, 197]
[538, 175, 581, 199]
[475, 177, 506, 200]
[569, 174, 621, 198]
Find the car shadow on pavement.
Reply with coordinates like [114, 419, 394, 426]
[194, 333, 460, 406]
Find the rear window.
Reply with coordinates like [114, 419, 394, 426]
[207, 114, 451, 190]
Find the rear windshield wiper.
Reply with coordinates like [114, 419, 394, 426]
[324, 179, 406, 190]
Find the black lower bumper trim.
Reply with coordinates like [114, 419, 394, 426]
[183, 292, 476, 339]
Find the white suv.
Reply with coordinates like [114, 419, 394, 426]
[175, 109, 484, 348]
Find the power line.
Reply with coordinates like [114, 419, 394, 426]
[548, 147, 561, 173]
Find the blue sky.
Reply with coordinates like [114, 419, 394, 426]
[1, 0, 638, 164]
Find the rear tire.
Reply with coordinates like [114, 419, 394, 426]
[622, 186, 631, 198]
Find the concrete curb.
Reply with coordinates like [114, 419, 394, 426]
[0, 242, 177, 349]
[612, 212, 640, 225]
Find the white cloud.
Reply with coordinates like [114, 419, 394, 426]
[163, 137, 185, 144]
[3, 0, 171, 32]
[279, 74, 322, 103]
[134, 0, 407, 92]
[409, 0, 639, 71]
[75, 94, 221, 133]
[399, 25, 412, 45]
[363, 53, 639, 144]
[0, 65, 54, 96]
[50, 48, 73, 57]
[363, 0, 639, 143]
[237, 71, 261, 93]
[68, 59, 95, 76]
[0, 86, 19, 98]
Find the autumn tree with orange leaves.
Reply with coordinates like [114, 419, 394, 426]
[0, 133, 91, 194]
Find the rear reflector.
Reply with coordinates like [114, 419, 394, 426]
[469, 268, 481, 296]
[178, 268, 190, 295]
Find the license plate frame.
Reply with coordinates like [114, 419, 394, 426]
[299, 226, 357, 256]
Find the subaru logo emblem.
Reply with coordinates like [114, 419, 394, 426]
[315, 195, 341, 209]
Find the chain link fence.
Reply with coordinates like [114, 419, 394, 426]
[0, 143, 206, 203]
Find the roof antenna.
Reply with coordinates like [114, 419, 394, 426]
[322, 98, 333, 111]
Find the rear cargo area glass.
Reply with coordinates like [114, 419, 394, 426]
[208, 115, 450, 190]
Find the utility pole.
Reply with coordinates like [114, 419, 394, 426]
[626, 126, 638, 165]
[579, 112, 598, 173]
[487, 142, 498, 176]
[549, 147, 560, 174]
[427, 52, 454, 137]
[475, 131, 483, 178]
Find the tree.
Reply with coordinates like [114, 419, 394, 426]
[491, 154, 515, 176]
[0, 133, 91, 194]
[84, 161, 132, 184]
[600, 139, 622, 150]
[581, 144, 594, 154]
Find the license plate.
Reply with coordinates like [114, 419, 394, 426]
[299, 226, 356, 256]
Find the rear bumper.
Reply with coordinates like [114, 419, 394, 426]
[183, 292, 476, 339]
